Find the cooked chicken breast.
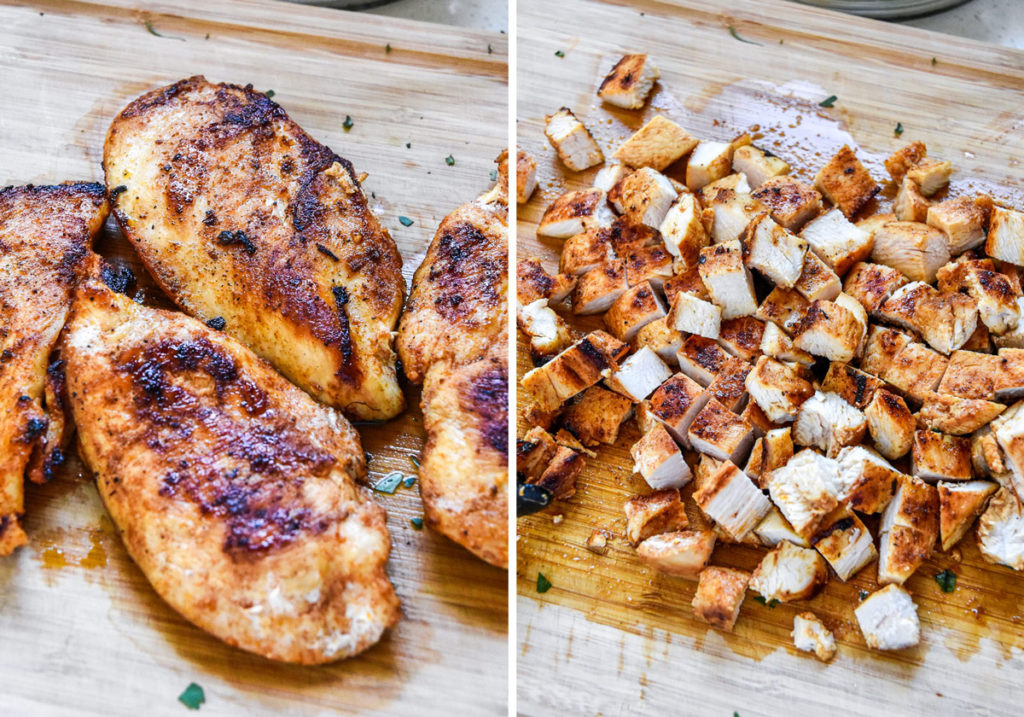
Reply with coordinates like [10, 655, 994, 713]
[792, 612, 837, 662]
[62, 281, 399, 663]
[0, 183, 108, 555]
[398, 164, 508, 568]
[104, 77, 404, 421]
[855, 585, 920, 650]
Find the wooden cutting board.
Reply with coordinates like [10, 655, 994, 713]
[516, 1, 1024, 714]
[0, 2, 507, 715]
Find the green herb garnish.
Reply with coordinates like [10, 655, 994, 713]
[490, 169, 499, 182]
[859, 590, 868, 600]
[372, 472, 404, 494]
[398, 216, 414, 227]
[410, 517, 424, 530]
[554, 50, 565, 58]
[728, 26, 762, 46]
[819, 95, 837, 108]
[935, 569, 957, 593]
[145, 20, 184, 41]
[931, 57, 938, 66]
[405, 142, 411, 149]
[537, 572, 552, 593]
[410, 455, 421, 470]
[265, 90, 275, 99]
[343, 115, 354, 132]
[445, 154, 455, 166]
[894, 122, 904, 136]
[178, 683, 205, 710]
[403, 476, 416, 488]
[753, 596, 779, 608]
[488, 44, 493, 54]
[386, 43, 392, 54]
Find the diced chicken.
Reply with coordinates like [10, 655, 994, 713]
[560, 386, 634, 447]
[520, 330, 629, 412]
[647, 372, 709, 447]
[741, 400, 777, 436]
[833, 445, 898, 514]
[793, 391, 867, 458]
[938, 479, 998, 551]
[717, 316, 765, 363]
[604, 281, 667, 342]
[876, 472, 938, 584]
[878, 282, 978, 355]
[813, 145, 879, 219]
[875, 281, 932, 330]
[606, 346, 673, 401]
[597, 53, 660, 109]
[883, 341, 949, 404]
[917, 392, 1005, 435]
[937, 349, 1002, 400]
[746, 427, 794, 486]
[884, 141, 927, 184]
[692, 566, 751, 632]
[912, 429, 972, 481]
[799, 208, 874, 277]
[767, 449, 840, 538]
[990, 348, 1024, 402]
[792, 299, 864, 363]
[532, 445, 586, 499]
[659, 192, 709, 266]
[822, 362, 883, 409]
[976, 487, 1024, 570]
[860, 325, 912, 376]
[991, 400, 1024, 502]
[893, 176, 930, 223]
[560, 227, 614, 277]
[623, 489, 688, 545]
[971, 425, 1007, 478]
[585, 529, 611, 555]
[750, 541, 827, 602]
[633, 316, 683, 365]
[631, 423, 692, 491]
[792, 613, 837, 662]
[855, 585, 920, 650]
[906, 157, 952, 197]
[705, 356, 752, 413]
[986, 205, 1024, 267]
[842, 261, 909, 316]
[624, 245, 674, 290]
[865, 389, 916, 460]
[693, 460, 771, 539]
[703, 188, 769, 245]
[877, 524, 934, 585]
[743, 214, 809, 288]
[545, 107, 604, 172]
[687, 398, 756, 463]
[755, 506, 810, 548]
[613, 167, 679, 228]
[517, 426, 559, 481]
[811, 505, 877, 581]
[518, 256, 577, 305]
[744, 355, 815, 423]
[516, 148, 538, 204]
[992, 299, 1024, 350]
[613, 115, 698, 171]
[794, 250, 842, 303]
[760, 321, 815, 365]
[572, 259, 628, 315]
[677, 335, 732, 386]
[871, 221, 950, 283]
[732, 145, 790, 189]
[699, 172, 751, 202]
[834, 292, 869, 343]
[685, 140, 735, 191]
[927, 195, 986, 254]
[636, 530, 716, 578]
[593, 164, 630, 194]
[663, 263, 711, 304]
[698, 241, 759, 319]
[756, 287, 811, 335]
[668, 290, 721, 339]
[752, 175, 823, 233]
[518, 298, 573, 360]
[937, 261, 1020, 335]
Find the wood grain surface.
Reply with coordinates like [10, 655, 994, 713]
[0, 2, 508, 715]
[515, 1, 1024, 714]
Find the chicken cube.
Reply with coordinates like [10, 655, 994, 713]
[985, 206, 1024, 267]
[855, 585, 920, 650]
[937, 349, 1002, 400]
[687, 398, 757, 463]
[822, 362, 883, 409]
[880, 473, 939, 538]
[607, 214, 660, 252]
[916, 392, 1005, 435]
[877, 523, 934, 585]
[741, 400, 778, 436]
[516, 148, 538, 204]
[992, 348, 1024, 402]
[894, 176, 930, 225]
[624, 245, 674, 291]
[614, 167, 679, 228]
[518, 298, 573, 361]
[792, 613, 837, 662]
[717, 316, 766, 363]
[517, 426, 558, 481]
[648, 372, 708, 446]
[800, 208, 874, 277]
[659, 192, 709, 267]
[871, 221, 950, 283]
[527, 330, 629, 405]
[699, 172, 751, 203]
[864, 391, 914, 460]
[732, 144, 790, 189]
[860, 325, 913, 377]
[744, 355, 815, 423]
[938, 479, 998, 551]
[560, 386, 634, 447]
[927, 195, 986, 254]
[559, 228, 614, 277]
[703, 188, 769, 245]
[606, 346, 673, 401]
[814, 145, 879, 219]
[906, 157, 952, 197]
[976, 487, 1024, 570]
[593, 164, 630, 194]
[990, 400, 1024, 502]
[756, 287, 811, 335]
[585, 529, 611, 555]
[879, 283, 978, 355]
[663, 263, 711, 304]
[755, 506, 810, 548]
[605, 281, 667, 342]
[794, 250, 842, 303]
[793, 390, 868, 458]
[545, 107, 604, 172]
[767, 449, 840, 537]
[668, 290, 721, 339]
[842, 261, 909, 316]
[750, 541, 828, 602]
[685, 140, 735, 191]
[692, 567, 751, 632]
[572, 259, 628, 315]
[833, 445, 897, 514]
[811, 506, 877, 581]
[746, 427, 795, 487]
[752, 175, 823, 233]
[938, 262, 1020, 335]
[530, 445, 586, 499]
[698, 241, 759, 319]
[613, 115, 698, 171]
[760, 321, 815, 365]
[883, 342, 949, 404]
[971, 425, 1007, 479]
[631, 423, 692, 491]
[912, 429, 972, 481]
[633, 316, 683, 366]
[743, 214, 809, 288]
[884, 141, 927, 183]
[518, 256, 576, 305]
[792, 299, 864, 363]
[693, 460, 771, 539]
[636, 530, 716, 578]
[597, 53, 660, 109]
[676, 335, 732, 386]
[623, 489, 688, 545]
[706, 356, 752, 413]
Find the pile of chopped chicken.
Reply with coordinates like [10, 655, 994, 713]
[517, 52, 1024, 661]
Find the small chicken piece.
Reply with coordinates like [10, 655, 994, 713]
[633, 316, 683, 365]
[560, 386, 633, 447]
[632, 423, 692, 490]
[607, 345, 673, 401]
[834, 445, 898, 514]
[517, 426, 559, 481]
[883, 342, 949, 404]
[572, 260, 628, 315]
[521, 330, 628, 410]
[687, 398, 757, 463]
[585, 529, 611, 555]
[518, 299, 573, 361]
[659, 193, 709, 266]
[792, 613, 837, 662]
[792, 299, 864, 363]
[985, 206, 1024, 267]
[517, 148, 538, 204]
[799, 208, 874, 277]
[648, 372, 709, 446]
[937, 349, 1002, 400]
[760, 321, 815, 365]
[752, 175, 823, 233]
[855, 585, 920, 650]
[664, 263, 711, 304]
[756, 287, 811, 335]
[877, 524, 935, 585]
[871, 221, 950, 283]
[842, 261, 909, 316]
[699, 172, 751, 203]
[636, 530, 716, 578]
[667, 290, 722, 339]
[893, 176, 931, 223]
[750, 541, 828, 602]
[677, 335, 732, 386]
[613, 115, 697, 171]
[916, 393, 1005, 435]
[518, 256, 576, 305]
[732, 145, 790, 189]
[767, 450, 840, 538]
[881, 472, 940, 539]
[755, 507, 810, 547]
[939, 480, 997, 551]
[991, 400, 1024, 502]
[811, 506, 877, 581]
[927, 196, 986, 253]
[864, 389, 915, 460]
[793, 391, 868, 458]
[820, 363, 881, 410]
[537, 188, 614, 238]
[976, 487, 1024, 570]
[623, 489, 688, 545]
[884, 141, 927, 183]
[597, 53, 660, 109]
[875, 281, 933, 330]
[532, 445, 586, 500]
[743, 214, 809, 288]
[906, 158, 952, 197]
[718, 317, 766, 363]
[624, 245, 674, 291]
[746, 427, 795, 486]
[706, 356, 752, 413]
[559, 228, 614, 277]
[814, 145, 879, 219]
[993, 348, 1024, 402]
[939, 262, 1019, 335]
[693, 460, 771, 539]
[698, 241, 758, 319]
[703, 189, 769, 245]
[794, 250, 843, 303]
[879, 283, 979, 356]
[613, 167, 679, 228]
[912, 430, 972, 482]
[593, 164, 630, 194]
[605, 282, 667, 342]
[545, 107, 604, 172]
[692, 567, 750, 632]
[744, 355, 815, 424]
[971, 425, 1007, 478]
[685, 141, 734, 191]
[860, 325, 912, 376]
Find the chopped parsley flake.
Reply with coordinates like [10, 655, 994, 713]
[342, 115, 354, 132]
[410, 517, 424, 530]
[403, 476, 416, 488]
[371, 472, 404, 494]
[398, 216, 414, 227]
[859, 590, 869, 601]
[145, 20, 183, 41]
[935, 569, 957, 593]
[895, 122, 904, 136]
[932, 57, 938, 66]
[178, 683, 205, 710]
[405, 142, 411, 149]
[445, 154, 455, 166]
[265, 89, 275, 98]
[554, 50, 565, 58]
[753, 596, 779, 608]
[537, 572, 552, 593]
[819, 95, 837, 108]
[490, 169, 499, 182]
[728, 26, 762, 46]
[488, 44, 493, 54]
[386, 43, 392, 54]
[410, 455, 421, 470]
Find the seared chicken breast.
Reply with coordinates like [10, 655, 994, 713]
[0, 183, 108, 555]
[104, 76, 404, 421]
[62, 281, 399, 663]
[397, 160, 509, 568]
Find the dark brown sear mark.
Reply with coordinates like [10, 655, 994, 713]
[428, 221, 502, 323]
[464, 362, 509, 457]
